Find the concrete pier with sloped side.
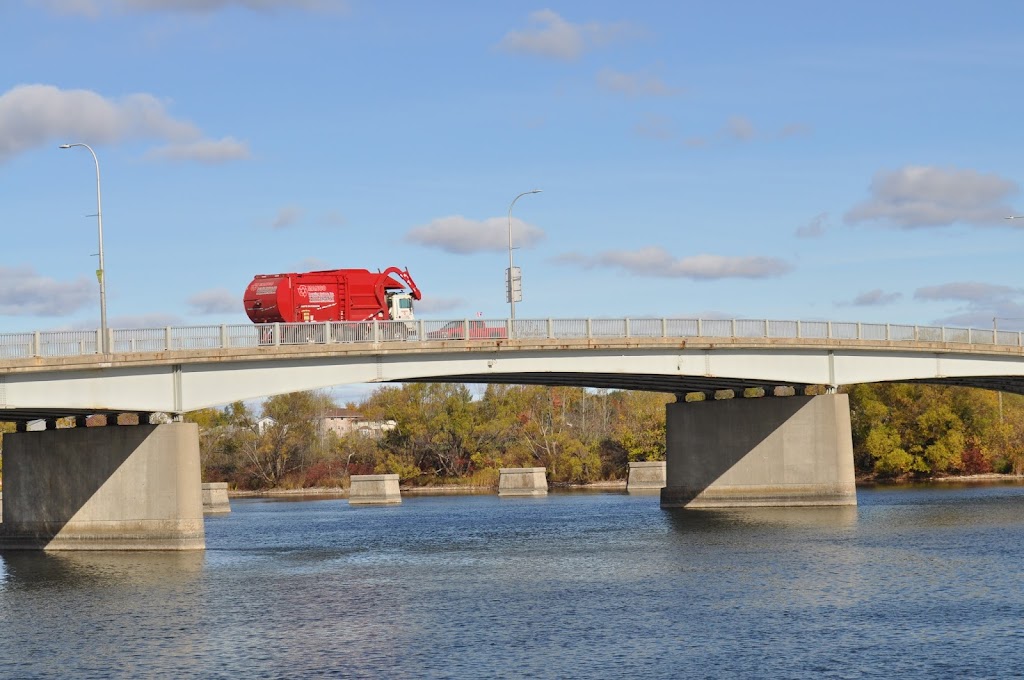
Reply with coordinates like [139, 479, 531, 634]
[349, 474, 402, 505]
[661, 394, 856, 508]
[202, 482, 231, 514]
[498, 467, 548, 497]
[0, 423, 205, 550]
[627, 460, 666, 493]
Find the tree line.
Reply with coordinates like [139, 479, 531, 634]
[1, 383, 1022, 489]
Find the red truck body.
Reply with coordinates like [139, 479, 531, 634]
[243, 267, 421, 324]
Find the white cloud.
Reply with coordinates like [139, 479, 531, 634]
[556, 247, 792, 280]
[0, 84, 247, 165]
[187, 288, 238, 314]
[795, 212, 827, 239]
[270, 205, 304, 229]
[845, 166, 1018, 229]
[34, 0, 345, 15]
[724, 116, 755, 141]
[0, 84, 194, 162]
[148, 137, 251, 163]
[914, 281, 1020, 303]
[914, 281, 1024, 328]
[0, 266, 93, 316]
[32, 0, 100, 17]
[597, 69, 681, 97]
[497, 9, 641, 61]
[843, 289, 902, 307]
[406, 215, 545, 254]
[120, 0, 344, 10]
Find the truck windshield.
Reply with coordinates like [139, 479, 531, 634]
[399, 298, 412, 309]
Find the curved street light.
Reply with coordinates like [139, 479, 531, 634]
[507, 189, 542, 320]
[59, 143, 108, 353]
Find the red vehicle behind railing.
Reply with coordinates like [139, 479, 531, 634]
[425, 320, 508, 340]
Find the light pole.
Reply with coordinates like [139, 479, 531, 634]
[60, 143, 108, 354]
[507, 189, 541, 320]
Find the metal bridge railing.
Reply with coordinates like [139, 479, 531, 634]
[1, 318, 1021, 360]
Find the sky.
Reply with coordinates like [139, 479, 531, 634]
[6, 0, 1024, 348]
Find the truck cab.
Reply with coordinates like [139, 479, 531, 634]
[387, 292, 415, 321]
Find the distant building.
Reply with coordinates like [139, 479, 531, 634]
[320, 408, 396, 439]
[256, 416, 277, 435]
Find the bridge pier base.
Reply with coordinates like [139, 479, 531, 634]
[660, 394, 856, 508]
[0, 423, 205, 550]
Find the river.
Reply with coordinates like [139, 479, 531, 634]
[1, 484, 1022, 679]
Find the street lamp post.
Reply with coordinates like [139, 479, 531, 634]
[60, 143, 108, 354]
[507, 189, 542, 320]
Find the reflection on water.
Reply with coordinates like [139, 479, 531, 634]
[1, 484, 1023, 678]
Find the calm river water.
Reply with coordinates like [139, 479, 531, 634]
[1, 484, 1023, 679]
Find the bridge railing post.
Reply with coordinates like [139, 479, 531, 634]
[374, 320, 381, 343]
[273, 323, 280, 347]
[625, 318, 631, 338]
[587, 319, 592, 338]
[164, 326, 172, 351]
[796, 320, 801, 338]
[661, 318, 667, 337]
[857, 322, 862, 339]
[885, 324, 890, 341]
[96, 329, 103, 354]
[697, 318, 703, 336]
[32, 331, 40, 358]
[764, 319, 769, 338]
[220, 325, 229, 349]
[418, 319, 424, 341]
[968, 328, 973, 344]
[827, 321, 833, 338]
[731, 319, 736, 337]
[324, 321, 333, 344]
[507, 318, 513, 340]
[547, 318, 554, 339]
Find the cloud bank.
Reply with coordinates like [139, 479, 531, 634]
[187, 288, 238, 314]
[35, 0, 345, 16]
[557, 247, 792, 280]
[497, 10, 641, 61]
[0, 84, 250, 164]
[406, 216, 545, 254]
[0, 266, 93, 316]
[845, 166, 1018, 229]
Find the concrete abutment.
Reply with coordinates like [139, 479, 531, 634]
[0, 423, 205, 550]
[660, 394, 856, 508]
[498, 467, 548, 496]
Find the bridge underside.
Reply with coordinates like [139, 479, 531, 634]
[400, 372, 812, 395]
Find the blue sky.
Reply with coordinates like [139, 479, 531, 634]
[5, 0, 1024, 338]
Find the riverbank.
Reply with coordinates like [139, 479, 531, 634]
[226, 479, 629, 498]
[226, 474, 1024, 498]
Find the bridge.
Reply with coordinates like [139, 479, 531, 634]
[2, 316, 1023, 551]
[3, 317, 1024, 420]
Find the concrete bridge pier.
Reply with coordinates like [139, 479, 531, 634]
[660, 394, 857, 508]
[0, 423, 205, 550]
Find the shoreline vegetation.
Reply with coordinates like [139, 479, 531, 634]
[228, 474, 1024, 499]
[191, 383, 1024, 493]
[6, 382, 1014, 493]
